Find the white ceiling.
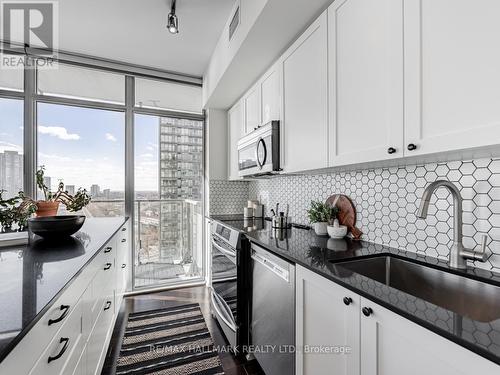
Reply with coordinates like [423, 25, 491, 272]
[55, 0, 235, 77]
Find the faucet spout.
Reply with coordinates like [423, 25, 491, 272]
[417, 180, 464, 268]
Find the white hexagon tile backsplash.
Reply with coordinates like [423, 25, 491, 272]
[244, 157, 500, 271]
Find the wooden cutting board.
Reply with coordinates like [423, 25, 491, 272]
[325, 194, 363, 240]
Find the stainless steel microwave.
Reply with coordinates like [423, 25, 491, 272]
[237, 121, 280, 177]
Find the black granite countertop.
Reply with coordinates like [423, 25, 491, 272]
[211, 216, 500, 366]
[0, 217, 128, 363]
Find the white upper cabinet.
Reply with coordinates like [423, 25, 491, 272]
[328, 0, 404, 166]
[228, 101, 243, 180]
[404, 0, 500, 156]
[260, 63, 282, 125]
[282, 11, 328, 173]
[296, 266, 360, 375]
[243, 86, 261, 135]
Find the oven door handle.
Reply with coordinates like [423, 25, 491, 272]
[212, 239, 237, 259]
[211, 292, 237, 332]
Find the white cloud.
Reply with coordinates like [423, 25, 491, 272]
[39, 126, 80, 140]
[140, 153, 154, 158]
[0, 141, 22, 153]
[105, 133, 117, 142]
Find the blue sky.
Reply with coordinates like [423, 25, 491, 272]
[1, 98, 160, 192]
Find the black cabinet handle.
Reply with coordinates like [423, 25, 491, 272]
[104, 301, 112, 310]
[104, 263, 112, 270]
[47, 337, 69, 363]
[407, 143, 417, 151]
[121, 239, 126, 243]
[362, 307, 373, 317]
[387, 147, 396, 154]
[48, 305, 70, 326]
[104, 247, 112, 253]
[121, 227, 126, 231]
[343, 297, 352, 306]
[121, 263, 126, 268]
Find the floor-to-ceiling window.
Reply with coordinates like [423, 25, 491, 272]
[133, 78, 204, 288]
[0, 57, 204, 289]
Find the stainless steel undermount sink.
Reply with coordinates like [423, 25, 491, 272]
[334, 255, 500, 323]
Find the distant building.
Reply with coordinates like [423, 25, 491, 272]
[158, 117, 203, 262]
[65, 185, 75, 195]
[90, 184, 100, 197]
[0, 150, 23, 198]
[43, 176, 51, 191]
[103, 188, 110, 200]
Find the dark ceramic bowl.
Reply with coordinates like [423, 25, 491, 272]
[28, 215, 86, 240]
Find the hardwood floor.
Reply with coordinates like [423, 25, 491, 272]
[102, 286, 265, 375]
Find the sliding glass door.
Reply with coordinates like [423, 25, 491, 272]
[134, 114, 204, 288]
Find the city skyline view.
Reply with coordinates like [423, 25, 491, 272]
[0, 99, 166, 196]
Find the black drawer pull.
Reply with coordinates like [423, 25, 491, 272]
[121, 227, 126, 231]
[48, 305, 70, 326]
[47, 337, 69, 363]
[104, 263, 112, 270]
[343, 297, 352, 306]
[407, 143, 417, 151]
[104, 301, 112, 310]
[387, 147, 396, 154]
[104, 246, 112, 253]
[121, 238, 126, 243]
[121, 263, 126, 268]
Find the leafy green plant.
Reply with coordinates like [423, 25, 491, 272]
[0, 190, 36, 231]
[0, 190, 19, 230]
[34, 167, 92, 212]
[306, 201, 330, 223]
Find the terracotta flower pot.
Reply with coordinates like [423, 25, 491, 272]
[35, 201, 60, 217]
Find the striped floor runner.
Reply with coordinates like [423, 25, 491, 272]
[116, 303, 225, 375]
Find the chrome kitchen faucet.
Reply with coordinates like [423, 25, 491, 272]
[417, 180, 488, 269]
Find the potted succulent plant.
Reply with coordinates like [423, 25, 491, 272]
[307, 201, 330, 235]
[29, 166, 92, 217]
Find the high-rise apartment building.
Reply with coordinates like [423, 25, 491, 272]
[158, 117, 203, 263]
[90, 184, 100, 197]
[0, 150, 23, 198]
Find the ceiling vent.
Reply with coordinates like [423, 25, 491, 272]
[228, 5, 240, 41]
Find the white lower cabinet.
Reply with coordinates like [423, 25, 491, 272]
[359, 296, 499, 375]
[29, 298, 85, 375]
[296, 265, 499, 375]
[0, 222, 130, 375]
[296, 266, 360, 375]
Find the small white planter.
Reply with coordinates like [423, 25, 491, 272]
[313, 222, 328, 235]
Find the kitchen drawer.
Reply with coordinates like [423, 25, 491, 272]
[89, 260, 115, 330]
[87, 298, 115, 375]
[29, 298, 84, 375]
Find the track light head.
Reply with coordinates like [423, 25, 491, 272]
[167, 0, 179, 34]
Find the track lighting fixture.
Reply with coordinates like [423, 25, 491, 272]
[167, 0, 179, 34]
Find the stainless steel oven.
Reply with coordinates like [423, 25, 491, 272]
[237, 121, 280, 177]
[210, 220, 250, 355]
